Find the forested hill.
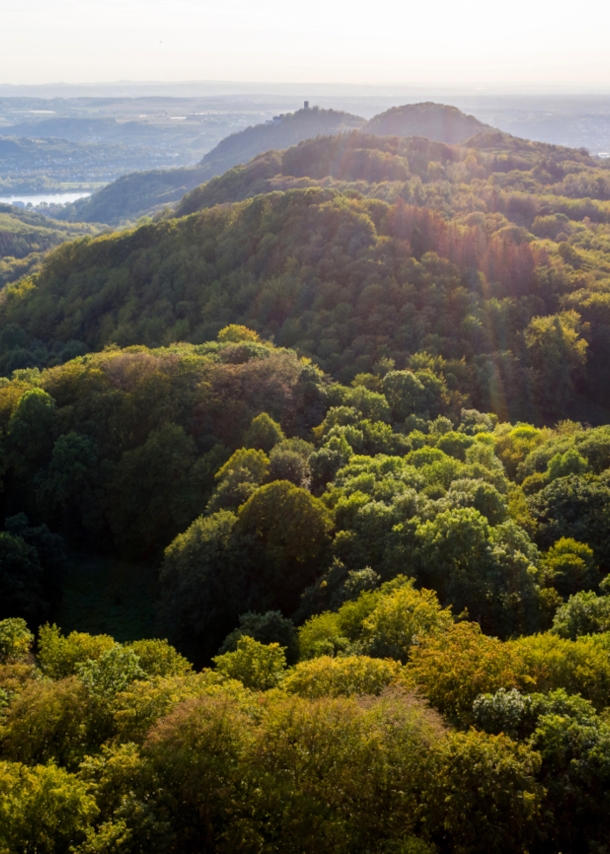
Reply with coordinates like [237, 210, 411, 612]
[53, 102, 493, 227]
[363, 101, 492, 142]
[5, 115, 610, 854]
[176, 128, 601, 215]
[4, 129, 610, 424]
[0, 204, 99, 286]
[197, 106, 365, 177]
[59, 165, 209, 226]
[56, 106, 364, 225]
[3, 327, 610, 851]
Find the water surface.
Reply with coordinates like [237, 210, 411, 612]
[0, 191, 91, 207]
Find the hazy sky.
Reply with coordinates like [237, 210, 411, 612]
[3, 0, 610, 87]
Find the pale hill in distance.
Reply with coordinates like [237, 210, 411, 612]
[364, 101, 492, 143]
[197, 106, 365, 177]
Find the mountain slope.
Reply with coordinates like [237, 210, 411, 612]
[0, 203, 99, 285]
[364, 101, 492, 142]
[2, 148, 610, 422]
[60, 165, 209, 225]
[56, 106, 364, 225]
[176, 129, 601, 216]
[197, 106, 365, 176]
[55, 103, 493, 226]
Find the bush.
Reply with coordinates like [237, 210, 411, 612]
[37, 625, 115, 679]
[0, 618, 33, 664]
[0, 760, 98, 854]
[283, 655, 406, 698]
[212, 636, 287, 690]
[551, 590, 610, 639]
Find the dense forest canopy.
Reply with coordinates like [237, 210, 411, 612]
[2, 328, 610, 850]
[2, 114, 610, 852]
[3, 127, 610, 423]
[0, 204, 99, 286]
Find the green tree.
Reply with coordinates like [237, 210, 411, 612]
[206, 447, 270, 513]
[76, 646, 145, 700]
[383, 370, 448, 421]
[551, 590, 610, 638]
[424, 730, 543, 854]
[0, 618, 33, 664]
[213, 636, 287, 690]
[524, 312, 587, 418]
[530, 475, 610, 570]
[218, 610, 298, 663]
[159, 510, 252, 664]
[360, 579, 453, 663]
[237, 480, 333, 611]
[127, 639, 192, 678]
[415, 508, 541, 636]
[243, 412, 285, 453]
[540, 537, 599, 598]
[37, 625, 115, 679]
[1, 677, 93, 769]
[6, 387, 57, 473]
[107, 423, 198, 557]
[0, 760, 98, 854]
[38, 431, 97, 522]
[283, 655, 404, 698]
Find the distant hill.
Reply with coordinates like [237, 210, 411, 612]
[364, 102, 492, 143]
[59, 166, 209, 225]
[197, 106, 364, 176]
[52, 104, 493, 225]
[56, 106, 364, 225]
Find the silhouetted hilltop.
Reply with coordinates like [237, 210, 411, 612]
[198, 106, 365, 176]
[364, 102, 492, 143]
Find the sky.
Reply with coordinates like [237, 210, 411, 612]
[3, 0, 610, 89]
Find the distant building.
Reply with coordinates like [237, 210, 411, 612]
[304, 101, 310, 109]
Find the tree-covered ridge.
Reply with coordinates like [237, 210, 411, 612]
[52, 102, 494, 226]
[0, 204, 100, 286]
[54, 107, 366, 226]
[177, 129, 607, 215]
[4, 158, 610, 421]
[58, 166, 210, 226]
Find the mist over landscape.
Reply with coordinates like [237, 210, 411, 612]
[2, 0, 610, 851]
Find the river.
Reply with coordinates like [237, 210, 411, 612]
[0, 191, 91, 207]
